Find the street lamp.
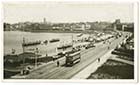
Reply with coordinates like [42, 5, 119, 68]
[72, 34, 74, 50]
[35, 48, 39, 68]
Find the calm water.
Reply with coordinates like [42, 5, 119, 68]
[4, 31, 79, 56]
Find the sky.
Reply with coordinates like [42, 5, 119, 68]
[3, 1, 134, 24]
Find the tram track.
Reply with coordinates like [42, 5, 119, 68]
[26, 34, 125, 79]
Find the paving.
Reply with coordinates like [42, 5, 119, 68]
[72, 49, 113, 79]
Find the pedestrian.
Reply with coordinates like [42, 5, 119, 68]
[57, 60, 60, 67]
[108, 46, 110, 50]
[98, 58, 100, 62]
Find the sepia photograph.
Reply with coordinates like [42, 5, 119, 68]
[2, 0, 138, 81]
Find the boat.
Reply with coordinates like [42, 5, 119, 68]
[22, 41, 41, 46]
[49, 38, 60, 43]
[57, 44, 72, 49]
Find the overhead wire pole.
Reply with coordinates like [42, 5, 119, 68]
[21, 37, 26, 74]
[22, 37, 25, 53]
[22, 37, 25, 65]
[72, 34, 73, 49]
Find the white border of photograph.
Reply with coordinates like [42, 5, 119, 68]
[0, 0, 139, 84]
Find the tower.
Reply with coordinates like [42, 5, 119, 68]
[115, 19, 121, 24]
[113, 19, 122, 31]
[43, 18, 46, 24]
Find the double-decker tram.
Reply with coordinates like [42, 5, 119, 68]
[65, 50, 81, 66]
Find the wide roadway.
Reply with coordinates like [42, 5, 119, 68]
[26, 32, 128, 79]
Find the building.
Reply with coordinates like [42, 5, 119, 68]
[113, 19, 134, 32]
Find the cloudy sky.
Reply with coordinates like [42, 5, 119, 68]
[3, 1, 134, 24]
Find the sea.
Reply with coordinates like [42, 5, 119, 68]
[4, 31, 80, 56]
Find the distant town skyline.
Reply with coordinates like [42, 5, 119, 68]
[3, 1, 134, 24]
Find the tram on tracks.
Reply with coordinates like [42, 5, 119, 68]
[65, 50, 81, 66]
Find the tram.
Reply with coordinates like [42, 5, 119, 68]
[65, 50, 81, 66]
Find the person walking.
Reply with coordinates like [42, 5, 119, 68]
[108, 46, 110, 50]
[57, 60, 60, 67]
[98, 58, 100, 62]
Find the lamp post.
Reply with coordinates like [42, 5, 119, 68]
[72, 34, 73, 49]
[35, 48, 39, 68]
[20, 37, 26, 74]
